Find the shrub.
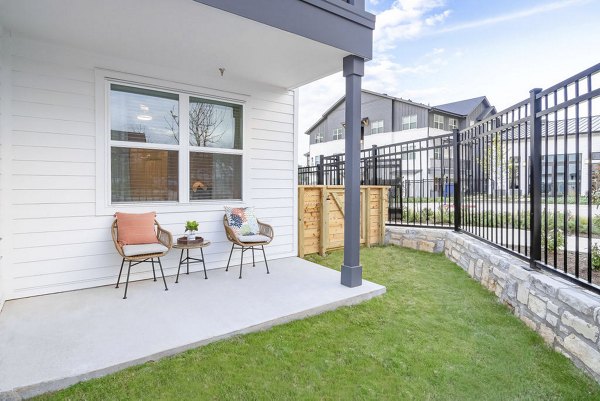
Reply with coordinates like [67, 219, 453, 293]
[542, 227, 565, 252]
[592, 243, 600, 271]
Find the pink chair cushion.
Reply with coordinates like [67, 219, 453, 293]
[115, 212, 159, 245]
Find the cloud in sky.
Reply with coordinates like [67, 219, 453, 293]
[374, 0, 451, 52]
[436, 0, 588, 35]
[297, 0, 598, 160]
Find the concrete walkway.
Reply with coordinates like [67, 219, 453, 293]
[0, 257, 385, 399]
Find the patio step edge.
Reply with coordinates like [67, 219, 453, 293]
[6, 283, 386, 400]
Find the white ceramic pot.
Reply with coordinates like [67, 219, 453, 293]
[187, 232, 196, 241]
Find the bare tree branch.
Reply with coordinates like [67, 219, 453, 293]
[167, 102, 226, 146]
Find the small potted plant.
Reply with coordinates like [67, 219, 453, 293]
[185, 220, 199, 241]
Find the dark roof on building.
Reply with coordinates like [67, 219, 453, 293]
[432, 96, 491, 117]
[432, 96, 498, 123]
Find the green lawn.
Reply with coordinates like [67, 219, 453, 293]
[36, 247, 600, 401]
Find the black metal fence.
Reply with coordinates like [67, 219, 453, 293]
[299, 63, 600, 293]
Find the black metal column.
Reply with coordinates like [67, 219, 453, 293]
[452, 128, 461, 232]
[529, 88, 543, 267]
[341, 55, 364, 288]
[317, 154, 324, 185]
[371, 144, 378, 185]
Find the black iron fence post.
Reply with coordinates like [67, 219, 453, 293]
[372, 144, 378, 185]
[335, 155, 341, 185]
[529, 88, 543, 268]
[317, 154, 324, 185]
[452, 128, 461, 232]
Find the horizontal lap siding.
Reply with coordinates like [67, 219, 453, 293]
[6, 37, 297, 299]
[0, 32, 6, 309]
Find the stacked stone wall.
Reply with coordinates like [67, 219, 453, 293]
[386, 226, 600, 382]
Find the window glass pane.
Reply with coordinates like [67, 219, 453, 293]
[111, 148, 179, 202]
[189, 97, 242, 149]
[110, 84, 179, 145]
[190, 152, 242, 200]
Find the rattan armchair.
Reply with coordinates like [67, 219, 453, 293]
[223, 215, 273, 279]
[111, 219, 173, 299]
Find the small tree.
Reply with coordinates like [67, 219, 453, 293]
[478, 132, 510, 196]
[590, 168, 600, 208]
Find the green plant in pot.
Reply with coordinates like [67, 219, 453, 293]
[185, 220, 199, 241]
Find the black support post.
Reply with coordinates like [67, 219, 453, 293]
[317, 154, 324, 185]
[530, 88, 543, 267]
[371, 144, 378, 185]
[452, 128, 461, 232]
[341, 55, 364, 288]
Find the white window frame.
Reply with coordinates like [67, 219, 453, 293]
[333, 127, 344, 140]
[449, 118, 458, 130]
[315, 129, 324, 143]
[370, 120, 384, 135]
[95, 69, 248, 215]
[402, 114, 417, 130]
[433, 114, 444, 130]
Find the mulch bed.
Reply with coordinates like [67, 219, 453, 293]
[521, 247, 600, 286]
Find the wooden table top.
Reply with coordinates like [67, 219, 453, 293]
[173, 238, 211, 249]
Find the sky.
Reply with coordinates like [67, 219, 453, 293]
[297, 0, 600, 160]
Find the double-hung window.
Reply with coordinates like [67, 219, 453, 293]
[433, 114, 444, 130]
[333, 127, 344, 140]
[188, 97, 243, 201]
[370, 120, 384, 135]
[109, 83, 243, 204]
[315, 129, 324, 143]
[449, 118, 458, 130]
[402, 114, 417, 130]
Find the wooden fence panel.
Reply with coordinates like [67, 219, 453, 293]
[298, 185, 389, 257]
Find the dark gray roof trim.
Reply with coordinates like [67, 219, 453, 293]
[477, 106, 497, 121]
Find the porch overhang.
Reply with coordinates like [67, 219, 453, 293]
[0, 0, 373, 90]
[194, 0, 374, 60]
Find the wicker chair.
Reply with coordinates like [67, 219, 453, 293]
[223, 215, 273, 279]
[111, 219, 173, 299]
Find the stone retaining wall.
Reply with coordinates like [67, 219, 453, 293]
[386, 226, 600, 382]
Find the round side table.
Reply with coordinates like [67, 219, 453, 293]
[173, 240, 211, 283]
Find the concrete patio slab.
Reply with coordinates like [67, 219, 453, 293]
[0, 257, 385, 399]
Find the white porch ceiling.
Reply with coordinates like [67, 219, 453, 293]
[0, 0, 349, 89]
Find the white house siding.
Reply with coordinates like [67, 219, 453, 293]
[4, 35, 297, 299]
[0, 27, 8, 310]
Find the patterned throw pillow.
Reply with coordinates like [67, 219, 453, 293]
[225, 207, 259, 236]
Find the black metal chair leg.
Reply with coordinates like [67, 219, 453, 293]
[226, 244, 234, 272]
[151, 258, 157, 282]
[239, 246, 244, 279]
[186, 249, 190, 275]
[116, 258, 125, 288]
[201, 247, 208, 279]
[176, 249, 184, 283]
[262, 245, 270, 274]
[157, 257, 168, 291]
[123, 261, 132, 299]
[252, 247, 255, 267]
